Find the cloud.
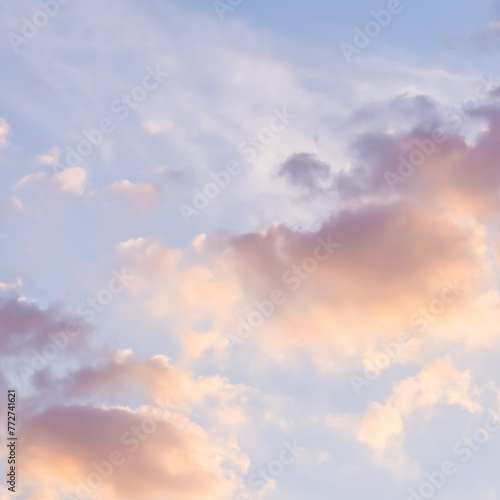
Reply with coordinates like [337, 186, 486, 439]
[116, 237, 242, 329]
[428, 289, 500, 348]
[15, 172, 46, 190]
[2, 2, 500, 498]
[107, 181, 493, 364]
[38, 146, 61, 167]
[56, 167, 88, 196]
[214, 202, 485, 352]
[278, 152, 332, 195]
[0, 277, 22, 292]
[61, 351, 249, 411]
[357, 360, 482, 454]
[0, 295, 92, 356]
[0, 288, 249, 500]
[334, 95, 500, 219]
[357, 403, 405, 454]
[0, 117, 9, 153]
[20, 405, 243, 500]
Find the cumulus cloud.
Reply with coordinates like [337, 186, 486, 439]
[211, 202, 486, 352]
[107, 193, 493, 364]
[62, 352, 249, 411]
[0, 288, 248, 500]
[82, 92, 500, 387]
[116, 237, 242, 329]
[21, 405, 242, 500]
[326, 360, 483, 469]
[333, 94, 500, 219]
[357, 360, 482, 454]
[356, 403, 405, 454]
[3, 3, 500, 497]
[56, 167, 88, 196]
[0, 295, 92, 357]
[189, 93, 499, 358]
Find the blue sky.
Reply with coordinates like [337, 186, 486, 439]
[1, 1, 500, 499]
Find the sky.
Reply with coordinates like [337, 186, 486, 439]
[1, 0, 500, 499]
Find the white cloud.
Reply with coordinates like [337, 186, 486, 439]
[56, 167, 88, 196]
[357, 360, 482, 455]
[38, 146, 61, 167]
